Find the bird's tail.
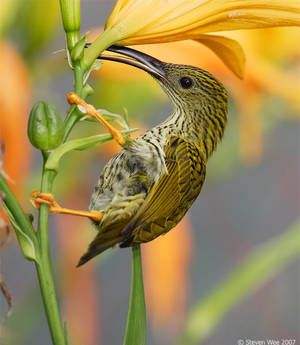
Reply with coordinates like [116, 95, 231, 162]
[77, 235, 123, 267]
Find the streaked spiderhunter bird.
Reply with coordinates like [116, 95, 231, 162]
[31, 45, 228, 266]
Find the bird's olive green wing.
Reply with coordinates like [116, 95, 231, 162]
[77, 174, 151, 266]
[121, 137, 206, 246]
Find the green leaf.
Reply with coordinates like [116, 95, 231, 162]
[0, 174, 39, 262]
[17, 0, 61, 57]
[45, 129, 137, 171]
[0, 0, 19, 36]
[123, 246, 147, 345]
[3, 202, 39, 262]
[177, 220, 300, 345]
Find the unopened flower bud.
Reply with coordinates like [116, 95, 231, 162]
[60, 0, 81, 49]
[27, 102, 65, 151]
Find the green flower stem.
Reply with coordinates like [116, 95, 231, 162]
[63, 63, 84, 142]
[32, 2, 86, 342]
[73, 62, 84, 95]
[35, 261, 65, 345]
[59, 0, 84, 143]
[0, 169, 65, 344]
[35, 167, 66, 345]
[37, 169, 56, 247]
[81, 28, 120, 72]
[123, 245, 147, 345]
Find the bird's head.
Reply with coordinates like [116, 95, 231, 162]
[99, 45, 228, 113]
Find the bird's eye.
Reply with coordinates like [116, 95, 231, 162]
[179, 76, 194, 89]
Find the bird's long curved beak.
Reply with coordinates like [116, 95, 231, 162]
[86, 44, 166, 80]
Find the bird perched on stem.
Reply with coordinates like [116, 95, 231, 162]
[31, 45, 228, 266]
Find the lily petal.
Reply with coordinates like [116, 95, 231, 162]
[195, 34, 246, 79]
[107, 0, 300, 41]
[84, 1, 300, 74]
[89, 0, 296, 76]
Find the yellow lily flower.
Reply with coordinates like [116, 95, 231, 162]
[84, 0, 300, 78]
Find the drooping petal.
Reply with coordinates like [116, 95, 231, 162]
[142, 216, 192, 337]
[194, 34, 246, 79]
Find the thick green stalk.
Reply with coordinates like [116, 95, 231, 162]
[31, 2, 84, 342]
[31, 40, 86, 344]
[37, 169, 56, 249]
[123, 245, 147, 345]
[34, 168, 66, 345]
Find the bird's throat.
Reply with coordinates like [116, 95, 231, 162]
[168, 104, 228, 160]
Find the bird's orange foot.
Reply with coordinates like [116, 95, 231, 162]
[30, 190, 59, 210]
[67, 92, 127, 146]
[30, 190, 102, 221]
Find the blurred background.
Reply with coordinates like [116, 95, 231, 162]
[0, 1, 299, 345]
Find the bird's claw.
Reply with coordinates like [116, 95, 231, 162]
[67, 92, 127, 146]
[30, 190, 60, 211]
[30, 190, 103, 220]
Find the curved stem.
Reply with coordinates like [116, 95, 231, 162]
[82, 28, 119, 72]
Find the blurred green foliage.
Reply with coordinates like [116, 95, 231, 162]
[177, 220, 300, 345]
[13, 0, 60, 58]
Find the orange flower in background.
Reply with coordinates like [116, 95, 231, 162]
[143, 217, 192, 338]
[0, 40, 32, 241]
[56, 198, 101, 345]
[0, 39, 32, 326]
[226, 28, 300, 163]
[0, 40, 32, 192]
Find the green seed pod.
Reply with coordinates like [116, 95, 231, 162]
[28, 101, 65, 150]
